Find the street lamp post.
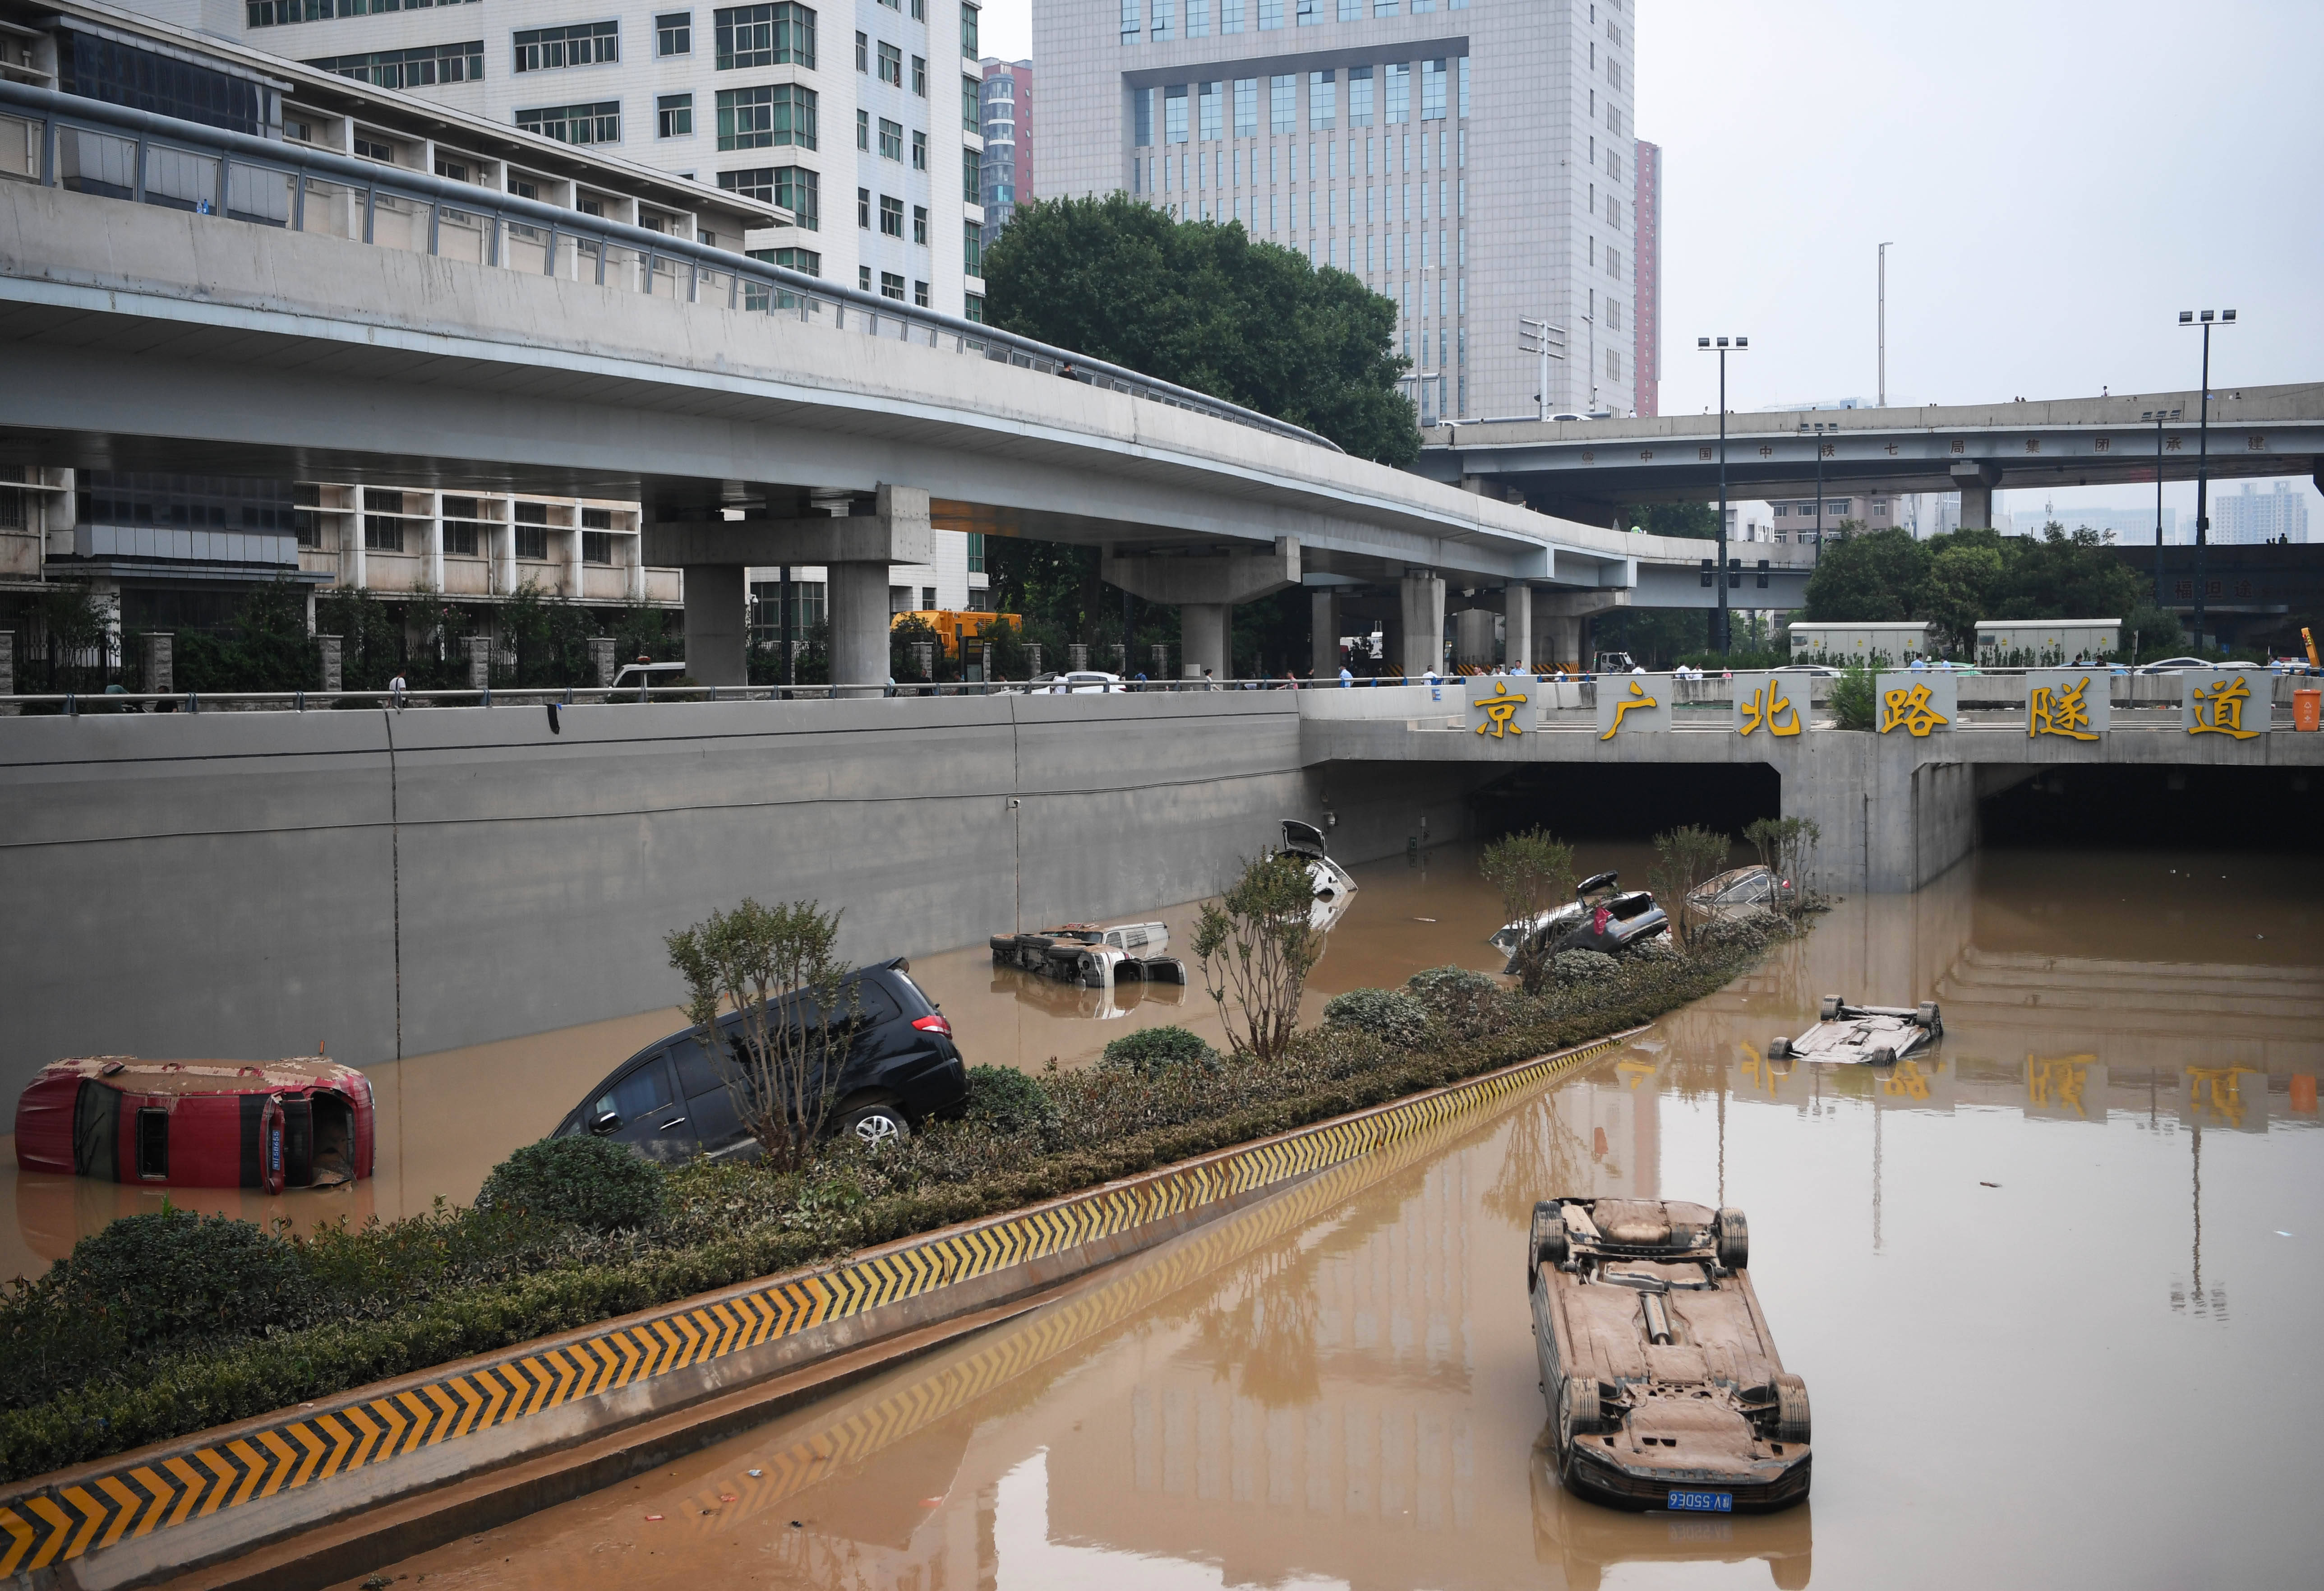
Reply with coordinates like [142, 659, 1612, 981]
[1811, 422, 1829, 565]
[1697, 335, 1749, 652]
[2179, 309, 2236, 652]
[1518, 317, 1567, 422]
[2145, 405, 2168, 611]
[1877, 242, 1892, 408]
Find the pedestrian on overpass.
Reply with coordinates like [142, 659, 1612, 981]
[1339, 664, 1354, 687]
[388, 670, 407, 709]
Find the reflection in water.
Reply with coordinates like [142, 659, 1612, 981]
[1529, 1439, 1814, 1591]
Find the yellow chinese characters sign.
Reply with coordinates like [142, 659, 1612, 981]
[1470, 679, 1528, 739]
[1875, 671, 1955, 736]
[1732, 672, 1803, 738]
[2025, 671, 2106, 741]
[1596, 676, 1669, 740]
[2185, 671, 2267, 739]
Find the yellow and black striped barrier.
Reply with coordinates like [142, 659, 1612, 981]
[0, 1031, 1625, 1579]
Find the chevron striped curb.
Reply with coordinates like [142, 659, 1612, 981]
[0, 1030, 1628, 1584]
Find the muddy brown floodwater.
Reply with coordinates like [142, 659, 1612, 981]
[300, 843, 2322, 1590]
[0, 838, 1637, 1279]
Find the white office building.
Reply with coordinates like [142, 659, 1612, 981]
[1033, 0, 1638, 425]
[2212, 481, 2309, 546]
[100, 0, 996, 620]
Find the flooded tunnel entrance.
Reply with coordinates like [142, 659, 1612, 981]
[1469, 763, 1783, 843]
[1979, 764, 2323, 852]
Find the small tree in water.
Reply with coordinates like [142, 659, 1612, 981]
[1192, 851, 1321, 1064]
[1650, 825, 1733, 951]
[664, 898, 856, 1171]
[1743, 816, 1821, 919]
[1479, 828, 1576, 993]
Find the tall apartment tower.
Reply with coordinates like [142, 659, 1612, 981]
[2213, 481, 2308, 545]
[980, 58, 1032, 227]
[1631, 136, 1660, 418]
[1033, 0, 1637, 424]
[119, 0, 991, 319]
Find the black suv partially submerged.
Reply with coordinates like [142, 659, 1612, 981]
[554, 959, 968, 1161]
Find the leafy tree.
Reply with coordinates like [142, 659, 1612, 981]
[1922, 535, 2007, 655]
[1742, 817, 1821, 918]
[982, 193, 1418, 466]
[172, 578, 319, 692]
[497, 582, 598, 687]
[1648, 825, 1733, 950]
[1480, 828, 1577, 992]
[1618, 502, 1719, 540]
[314, 586, 405, 691]
[1192, 851, 1322, 1065]
[1802, 527, 1928, 623]
[1829, 662, 1878, 731]
[664, 898, 858, 1171]
[1991, 523, 2143, 623]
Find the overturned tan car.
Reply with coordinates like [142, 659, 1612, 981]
[1529, 1198, 1811, 1513]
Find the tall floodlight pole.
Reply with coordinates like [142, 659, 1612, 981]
[2152, 407, 2167, 610]
[2179, 309, 2236, 652]
[1813, 425, 1827, 565]
[1877, 242, 1892, 407]
[1698, 336, 1749, 652]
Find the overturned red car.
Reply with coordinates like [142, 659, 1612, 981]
[14, 1056, 374, 1192]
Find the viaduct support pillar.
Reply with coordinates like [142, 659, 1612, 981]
[647, 485, 933, 695]
[1505, 585, 1534, 671]
[1536, 590, 1633, 673]
[1399, 572, 1445, 679]
[1102, 539, 1300, 683]
[1952, 462, 2001, 531]
[1311, 590, 1340, 677]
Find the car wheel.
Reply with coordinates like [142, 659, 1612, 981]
[1775, 1374, 1811, 1445]
[1917, 1000, 1941, 1030]
[1716, 1207, 1749, 1271]
[1768, 1037, 1790, 1059]
[1818, 995, 1843, 1022]
[1561, 1374, 1601, 1445]
[1531, 1202, 1568, 1276]
[839, 1101, 910, 1147]
[1867, 1046, 1896, 1067]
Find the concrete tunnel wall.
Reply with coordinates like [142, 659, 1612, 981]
[0, 694, 1481, 1095]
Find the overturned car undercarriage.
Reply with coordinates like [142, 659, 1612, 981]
[988, 922, 1189, 990]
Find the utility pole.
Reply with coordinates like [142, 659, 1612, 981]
[2180, 309, 2237, 653]
[1875, 245, 1891, 407]
[1697, 336, 1750, 652]
[1518, 317, 1567, 421]
[2151, 406, 2167, 611]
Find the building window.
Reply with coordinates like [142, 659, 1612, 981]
[964, 218, 983, 275]
[857, 106, 870, 148]
[308, 41, 484, 89]
[965, 293, 985, 323]
[515, 100, 620, 144]
[961, 2, 978, 54]
[513, 21, 618, 73]
[657, 92, 693, 137]
[1122, 0, 1139, 44]
[963, 144, 980, 196]
[1232, 77, 1256, 138]
[1259, 0, 1282, 27]
[877, 40, 902, 86]
[1198, 79, 1221, 140]
[879, 193, 904, 236]
[582, 530, 614, 564]
[1421, 57, 1446, 120]
[911, 55, 926, 96]
[859, 264, 872, 289]
[363, 489, 404, 551]
[878, 116, 903, 158]
[715, 2, 814, 69]
[1296, 0, 1318, 21]
[1150, 0, 1174, 38]
[1165, 84, 1187, 143]
[1385, 61, 1408, 123]
[1308, 69, 1334, 130]
[1268, 74, 1293, 134]
[912, 203, 928, 242]
[913, 128, 928, 169]
[962, 74, 978, 131]
[747, 243, 821, 275]
[858, 186, 871, 227]
[855, 28, 867, 70]
[913, 279, 929, 306]
[657, 11, 691, 55]
[879, 270, 906, 300]
[719, 86, 769, 148]
[1606, 246, 1621, 280]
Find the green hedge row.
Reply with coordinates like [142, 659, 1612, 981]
[0, 934, 1783, 1482]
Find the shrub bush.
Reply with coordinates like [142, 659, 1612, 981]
[1552, 949, 1620, 981]
[1406, 965, 1501, 1037]
[43, 1207, 302, 1348]
[963, 1064, 1058, 1136]
[477, 1136, 668, 1234]
[1323, 988, 1432, 1050]
[1099, 1024, 1222, 1077]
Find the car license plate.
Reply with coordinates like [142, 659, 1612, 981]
[1667, 1490, 1733, 1513]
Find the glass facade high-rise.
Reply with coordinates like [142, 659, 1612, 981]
[1632, 136, 1660, 419]
[1034, 0, 1640, 423]
[980, 58, 1032, 228]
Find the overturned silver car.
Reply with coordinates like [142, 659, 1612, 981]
[988, 921, 1187, 989]
[1767, 997, 1942, 1066]
[1279, 820, 1359, 932]
[1491, 871, 1670, 971]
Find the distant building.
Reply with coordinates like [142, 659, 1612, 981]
[2212, 481, 2308, 545]
[2003, 501, 2178, 545]
[981, 59, 1033, 229]
[1765, 493, 1909, 543]
[1632, 139, 1660, 418]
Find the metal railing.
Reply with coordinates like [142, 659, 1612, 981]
[0, 79, 1338, 453]
[0, 678, 1327, 713]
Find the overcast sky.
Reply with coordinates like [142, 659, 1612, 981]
[982, 1, 2321, 524]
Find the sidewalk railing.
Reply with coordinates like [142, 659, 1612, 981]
[0, 80, 1336, 453]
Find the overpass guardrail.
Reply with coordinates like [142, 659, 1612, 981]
[0, 80, 1337, 453]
